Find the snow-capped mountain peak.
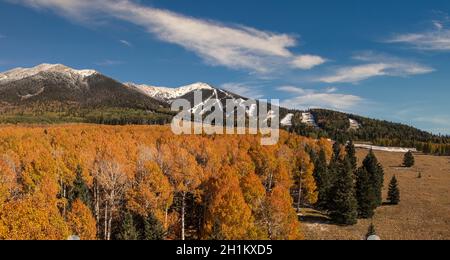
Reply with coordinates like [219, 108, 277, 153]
[0, 63, 98, 83]
[126, 82, 214, 102]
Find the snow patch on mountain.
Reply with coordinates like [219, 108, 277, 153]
[247, 104, 257, 117]
[0, 64, 97, 84]
[349, 118, 361, 130]
[301, 112, 317, 127]
[126, 82, 214, 102]
[281, 113, 294, 126]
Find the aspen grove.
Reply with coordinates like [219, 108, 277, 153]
[0, 125, 332, 240]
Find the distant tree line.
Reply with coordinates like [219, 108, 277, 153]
[287, 109, 450, 156]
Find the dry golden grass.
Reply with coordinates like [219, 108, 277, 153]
[303, 149, 450, 240]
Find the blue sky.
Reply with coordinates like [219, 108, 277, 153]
[0, 0, 449, 134]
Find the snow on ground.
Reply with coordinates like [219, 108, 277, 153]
[354, 143, 417, 153]
[301, 112, 318, 127]
[0, 64, 97, 84]
[127, 82, 213, 101]
[281, 113, 294, 126]
[349, 118, 361, 130]
[247, 103, 257, 117]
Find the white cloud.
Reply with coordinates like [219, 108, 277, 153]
[10, 0, 326, 73]
[325, 86, 338, 93]
[388, 31, 450, 51]
[221, 82, 263, 99]
[318, 52, 433, 83]
[277, 86, 307, 95]
[278, 86, 363, 111]
[433, 21, 444, 30]
[119, 39, 132, 47]
[387, 18, 450, 51]
[291, 55, 326, 70]
[319, 63, 388, 83]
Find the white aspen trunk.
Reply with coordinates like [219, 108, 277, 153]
[108, 205, 113, 241]
[107, 191, 115, 241]
[104, 201, 108, 240]
[164, 205, 169, 230]
[297, 169, 303, 213]
[181, 192, 186, 241]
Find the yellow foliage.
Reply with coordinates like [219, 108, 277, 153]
[0, 194, 70, 240]
[0, 124, 331, 240]
[67, 199, 97, 240]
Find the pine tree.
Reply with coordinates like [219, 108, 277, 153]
[329, 160, 358, 225]
[355, 168, 377, 218]
[345, 140, 357, 171]
[314, 149, 331, 209]
[144, 213, 165, 240]
[362, 150, 384, 206]
[403, 151, 415, 168]
[332, 142, 342, 161]
[365, 223, 376, 240]
[68, 166, 91, 207]
[118, 211, 139, 240]
[387, 176, 400, 205]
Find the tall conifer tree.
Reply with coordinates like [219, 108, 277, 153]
[362, 150, 384, 206]
[329, 160, 358, 225]
[355, 168, 377, 218]
[387, 176, 400, 205]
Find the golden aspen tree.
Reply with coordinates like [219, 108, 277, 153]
[293, 150, 318, 211]
[203, 166, 257, 240]
[67, 199, 97, 240]
[240, 172, 266, 212]
[0, 191, 70, 240]
[127, 151, 173, 229]
[165, 146, 202, 240]
[92, 152, 128, 240]
[264, 186, 303, 240]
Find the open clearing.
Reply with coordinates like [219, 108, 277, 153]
[303, 149, 450, 240]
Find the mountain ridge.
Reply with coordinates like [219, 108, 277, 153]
[0, 63, 448, 154]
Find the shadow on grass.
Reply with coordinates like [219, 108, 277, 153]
[299, 214, 331, 224]
[381, 202, 397, 206]
[299, 207, 331, 224]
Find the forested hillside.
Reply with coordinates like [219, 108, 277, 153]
[288, 109, 450, 155]
[0, 125, 332, 240]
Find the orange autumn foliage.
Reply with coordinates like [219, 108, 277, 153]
[67, 199, 97, 240]
[0, 194, 70, 240]
[0, 124, 331, 240]
[203, 167, 259, 240]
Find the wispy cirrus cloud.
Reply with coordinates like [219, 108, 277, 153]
[317, 52, 434, 83]
[119, 39, 132, 47]
[95, 59, 123, 66]
[278, 86, 364, 111]
[386, 17, 450, 51]
[220, 82, 264, 99]
[9, 0, 326, 73]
